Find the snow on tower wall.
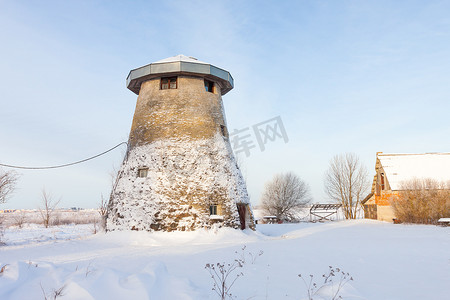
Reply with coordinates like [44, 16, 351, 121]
[107, 134, 249, 231]
[107, 61, 254, 231]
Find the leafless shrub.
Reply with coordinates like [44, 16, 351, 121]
[40, 283, 66, 300]
[51, 216, 64, 226]
[13, 210, 26, 228]
[51, 213, 61, 226]
[205, 249, 245, 299]
[0, 264, 8, 275]
[85, 262, 95, 277]
[98, 194, 108, 230]
[51, 217, 71, 226]
[92, 218, 100, 234]
[205, 245, 264, 299]
[0, 216, 5, 245]
[298, 266, 353, 300]
[0, 168, 18, 245]
[235, 245, 264, 265]
[205, 260, 244, 300]
[324, 153, 370, 219]
[53, 286, 66, 299]
[0, 168, 18, 204]
[104, 164, 121, 229]
[39, 189, 61, 228]
[391, 178, 450, 224]
[261, 172, 311, 222]
[249, 250, 264, 264]
[53, 214, 97, 226]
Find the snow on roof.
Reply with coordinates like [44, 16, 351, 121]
[378, 153, 450, 190]
[154, 54, 208, 65]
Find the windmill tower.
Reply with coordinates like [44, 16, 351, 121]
[107, 55, 254, 231]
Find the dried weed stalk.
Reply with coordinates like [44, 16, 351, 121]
[298, 266, 353, 300]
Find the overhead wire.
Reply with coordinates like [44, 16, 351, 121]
[0, 142, 127, 170]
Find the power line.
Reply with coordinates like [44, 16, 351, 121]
[0, 142, 127, 170]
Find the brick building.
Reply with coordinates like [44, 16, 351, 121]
[362, 152, 450, 222]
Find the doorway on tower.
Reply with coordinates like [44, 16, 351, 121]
[237, 203, 250, 230]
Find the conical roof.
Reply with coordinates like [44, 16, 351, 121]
[154, 54, 208, 65]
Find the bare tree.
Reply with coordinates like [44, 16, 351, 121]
[39, 189, 61, 228]
[0, 168, 18, 204]
[109, 164, 119, 190]
[390, 178, 450, 224]
[324, 153, 370, 219]
[98, 194, 108, 230]
[104, 164, 121, 230]
[261, 172, 311, 221]
[0, 169, 18, 244]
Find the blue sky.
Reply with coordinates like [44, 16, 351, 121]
[1, 0, 449, 209]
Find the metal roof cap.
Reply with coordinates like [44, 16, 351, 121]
[126, 55, 234, 95]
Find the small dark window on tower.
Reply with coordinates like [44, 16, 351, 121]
[204, 79, 214, 93]
[138, 168, 148, 178]
[210, 205, 218, 215]
[161, 77, 177, 89]
[380, 173, 385, 190]
[220, 125, 227, 137]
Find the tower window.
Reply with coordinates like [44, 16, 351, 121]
[161, 77, 177, 89]
[138, 168, 148, 178]
[204, 79, 214, 93]
[209, 205, 218, 215]
[220, 125, 227, 137]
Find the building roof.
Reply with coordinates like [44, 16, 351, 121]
[361, 192, 374, 205]
[154, 54, 208, 64]
[378, 153, 450, 190]
[126, 54, 234, 95]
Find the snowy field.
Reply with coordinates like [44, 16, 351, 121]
[0, 220, 449, 300]
[0, 209, 100, 228]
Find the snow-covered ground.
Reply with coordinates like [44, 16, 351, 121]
[1, 224, 95, 247]
[0, 209, 100, 227]
[0, 220, 449, 299]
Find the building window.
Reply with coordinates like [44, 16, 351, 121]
[209, 205, 218, 215]
[380, 173, 385, 190]
[161, 77, 177, 90]
[220, 125, 227, 137]
[138, 168, 148, 178]
[204, 79, 214, 93]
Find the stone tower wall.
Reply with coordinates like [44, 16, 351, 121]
[129, 76, 228, 148]
[107, 74, 254, 231]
